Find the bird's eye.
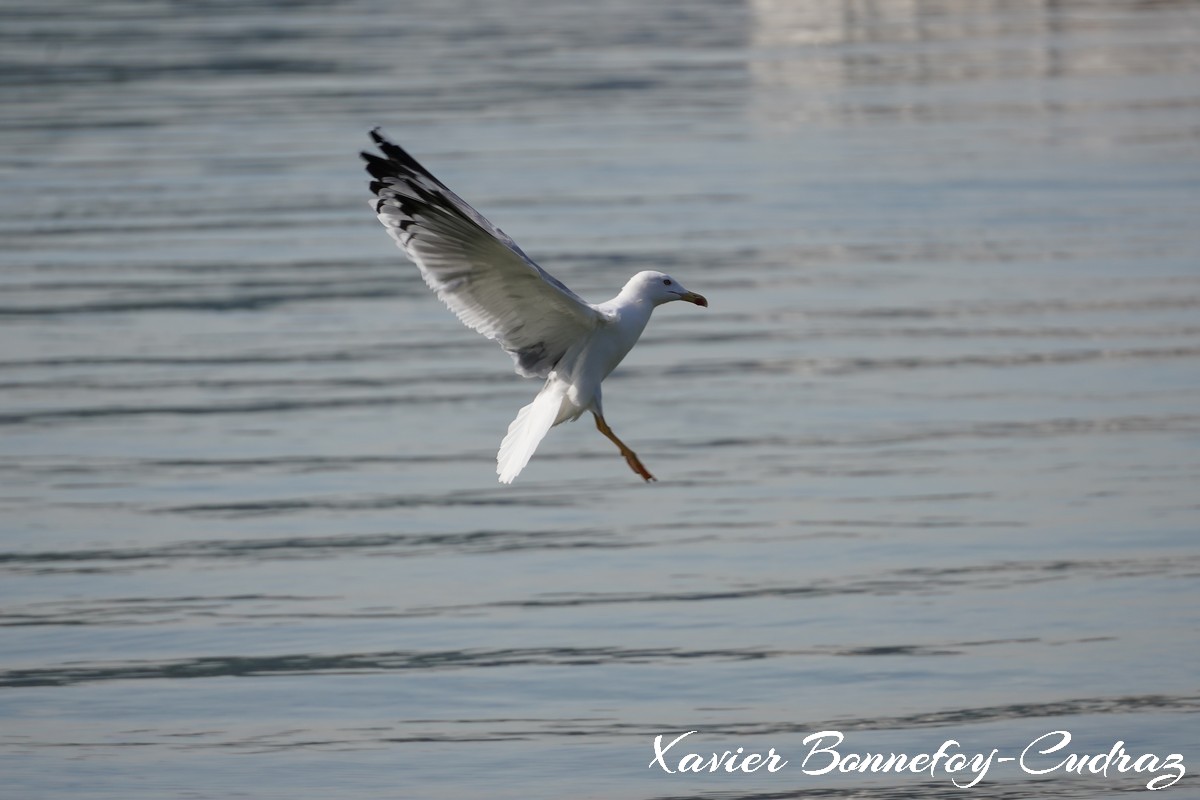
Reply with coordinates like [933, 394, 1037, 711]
[662, 279, 672, 286]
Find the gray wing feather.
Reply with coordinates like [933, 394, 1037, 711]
[362, 129, 599, 378]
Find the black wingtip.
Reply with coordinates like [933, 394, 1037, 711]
[363, 128, 440, 184]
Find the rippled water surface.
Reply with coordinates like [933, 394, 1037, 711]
[2, 1, 1199, 798]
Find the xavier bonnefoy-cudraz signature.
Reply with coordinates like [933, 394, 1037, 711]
[649, 730, 1186, 790]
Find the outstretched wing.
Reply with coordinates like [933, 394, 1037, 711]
[362, 129, 600, 378]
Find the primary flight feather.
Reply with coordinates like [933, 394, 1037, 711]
[361, 129, 707, 483]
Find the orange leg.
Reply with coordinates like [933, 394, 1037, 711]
[594, 413, 656, 482]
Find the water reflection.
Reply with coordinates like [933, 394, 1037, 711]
[748, 0, 1200, 129]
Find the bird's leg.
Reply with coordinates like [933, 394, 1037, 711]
[593, 413, 656, 482]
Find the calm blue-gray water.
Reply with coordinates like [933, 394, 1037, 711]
[2, 1, 1198, 798]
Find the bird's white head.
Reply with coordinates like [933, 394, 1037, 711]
[626, 270, 708, 308]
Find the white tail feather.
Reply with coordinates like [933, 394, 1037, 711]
[496, 384, 564, 483]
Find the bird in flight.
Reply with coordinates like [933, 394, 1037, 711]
[361, 129, 707, 484]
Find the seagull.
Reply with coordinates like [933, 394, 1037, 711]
[361, 129, 707, 484]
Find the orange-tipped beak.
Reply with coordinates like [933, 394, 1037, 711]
[680, 291, 708, 307]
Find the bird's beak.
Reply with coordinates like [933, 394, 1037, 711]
[679, 291, 708, 307]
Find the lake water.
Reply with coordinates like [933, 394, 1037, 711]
[2, 0, 1198, 797]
